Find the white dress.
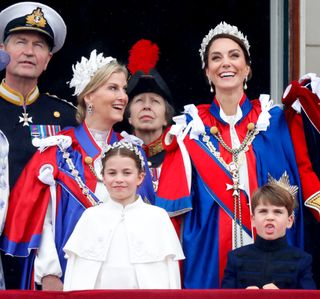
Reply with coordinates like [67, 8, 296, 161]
[63, 196, 184, 290]
[33, 128, 110, 284]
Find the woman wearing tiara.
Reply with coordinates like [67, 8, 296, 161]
[155, 22, 305, 288]
[63, 141, 184, 290]
[0, 50, 154, 290]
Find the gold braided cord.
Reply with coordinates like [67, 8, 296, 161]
[202, 124, 259, 248]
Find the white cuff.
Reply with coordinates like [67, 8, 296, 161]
[34, 201, 62, 284]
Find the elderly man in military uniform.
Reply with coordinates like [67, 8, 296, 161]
[0, 2, 77, 289]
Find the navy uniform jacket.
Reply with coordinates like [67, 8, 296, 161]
[0, 82, 77, 289]
[0, 83, 77, 188]
[222, 235, 316, 289]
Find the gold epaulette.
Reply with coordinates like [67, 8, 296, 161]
[305, 191, 320, 213]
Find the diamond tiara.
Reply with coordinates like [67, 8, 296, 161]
[68, 50, 116, 96]
[268, 172, 299, 200]
[103, 141, 145, 171]
[199, 21, 250, 69]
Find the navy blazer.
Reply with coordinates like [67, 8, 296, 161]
[222, 235, 316, 289]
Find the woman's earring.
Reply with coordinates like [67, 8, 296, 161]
[88, 104, 93, 114]
[209, 79, 214, 93]
[244, 77, 248, 90]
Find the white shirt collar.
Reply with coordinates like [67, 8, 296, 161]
[219, 104, 243, 126]
[107, 196, 143, 211]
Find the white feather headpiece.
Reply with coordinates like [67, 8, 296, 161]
[68, 50, 116, 96]
[199, 21, 250, 69]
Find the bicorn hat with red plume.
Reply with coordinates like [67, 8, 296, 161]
[127, 39, 172, 102]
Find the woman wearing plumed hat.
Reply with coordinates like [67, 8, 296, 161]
[126, 39, 175, 193]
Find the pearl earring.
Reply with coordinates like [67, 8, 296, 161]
[244, 77, 248, 90]
[209, 79, 214, 93]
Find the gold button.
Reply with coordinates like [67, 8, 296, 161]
[53, 111, 60, 118]
[210, 126, 219, 135]
[247, 122, 255, 131]
[84, 156, 93, 164]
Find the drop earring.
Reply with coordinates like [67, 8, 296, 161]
[88, 104, 93, 114]
[209, 79, 214, 93]
[244, 77, 248, 90]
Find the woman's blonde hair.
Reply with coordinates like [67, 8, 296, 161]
[76, 61, 128, 123]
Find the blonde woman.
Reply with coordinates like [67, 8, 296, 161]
[0, 50, 154, 290]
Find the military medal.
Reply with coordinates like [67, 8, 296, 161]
[19, 101, 33, 126]
[19, 111, 33, 126]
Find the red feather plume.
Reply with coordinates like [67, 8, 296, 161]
[128, 39, 159, 75]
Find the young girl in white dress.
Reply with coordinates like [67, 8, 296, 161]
[63, 141, 184, 290]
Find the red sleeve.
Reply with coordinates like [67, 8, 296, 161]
[285, 109, 320, 221]
[3, 147, 57, 247]
[158, 130, 190, 201]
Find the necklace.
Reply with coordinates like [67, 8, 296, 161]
[84, 156, 103, 182]
[202, 122, 258, 248]
[61, 150, 101, 206]
[19, 101, 33, 126]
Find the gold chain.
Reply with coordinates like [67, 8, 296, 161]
[202, 123, 258, 248]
